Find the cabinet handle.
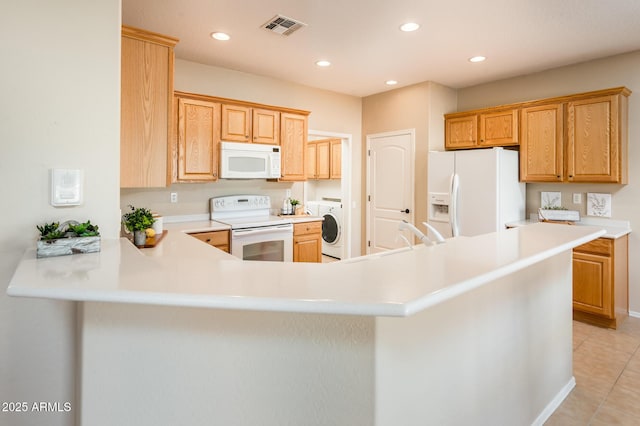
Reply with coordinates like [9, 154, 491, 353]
[401, 209, 410, 214]
[206, 239, 211, 242]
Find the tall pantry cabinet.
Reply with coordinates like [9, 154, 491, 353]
[120, 26, 178, 188]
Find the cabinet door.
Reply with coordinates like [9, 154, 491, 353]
[177, 98, 220, 181]
[479, 109, 518, 146]
[306, 142, 317, 179]
[221, 104, 251, 142]
[316, 140, 330, 179]
[573, 251, 613, 318]
[445, 115, 477, 149]
[293, 222, 322, 263]
[330, 139, 342, 179]
[121, 28, 177, 188]
[280, 112, 308, 181]
[567, 95, 623, 183]
[252, 109, 280, 144]
[189, 230, 229, 253]
[520, 104, 563, 182]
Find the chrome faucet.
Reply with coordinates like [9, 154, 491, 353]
[398, 220, 446, 246]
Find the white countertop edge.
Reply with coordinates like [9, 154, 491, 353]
[6, 285, 407, 317]
[403, 227, 605, 316]
[7, 228, 605, 318]
[506, 218, 630, 239]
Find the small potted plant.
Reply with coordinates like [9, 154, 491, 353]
[122, 205, 155, 246]
[290, 199, 300, 215]
[36, 220, 101, 258]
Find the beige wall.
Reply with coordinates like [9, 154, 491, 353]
[361, 82, 457, 252]
[0, 0, 121, 425]
[456, 50, 640, 314]
[122, 58, 363, 257]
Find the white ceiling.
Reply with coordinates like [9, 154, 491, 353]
[122, 0, 640, 97]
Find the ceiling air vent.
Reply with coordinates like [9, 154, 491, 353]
[261, 14, 307, 36]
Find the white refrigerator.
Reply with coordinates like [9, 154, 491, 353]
[427, 147, 525, 239]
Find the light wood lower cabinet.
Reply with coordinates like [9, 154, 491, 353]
[573, 235, 628, 329]
[189, 230, 230, 253]
[293, 221, 322, 263]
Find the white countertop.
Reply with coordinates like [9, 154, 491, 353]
[7, 223, 604, 317]
[506, 217, 631, 239]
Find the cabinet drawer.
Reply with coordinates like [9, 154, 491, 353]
[294, 221, 322, 236]
[574, 238, 612, 256]
[190, 231, 229, 247]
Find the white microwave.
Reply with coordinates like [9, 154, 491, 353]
[219, 141, 281, 179]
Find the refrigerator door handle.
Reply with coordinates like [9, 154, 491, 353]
[450, 173, 460, 237]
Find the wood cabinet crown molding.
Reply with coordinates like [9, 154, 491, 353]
[122, 25, 179, 47]
[174, 91, 310, 117]
[445, 87, 631, 119]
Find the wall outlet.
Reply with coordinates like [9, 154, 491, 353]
[170, 192, 178, 203]
[286, 189, 291, 198]
[573, 193, 582, 204]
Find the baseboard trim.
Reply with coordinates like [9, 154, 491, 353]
[629, 310, 640, 319]
[532, 377, 576, 426]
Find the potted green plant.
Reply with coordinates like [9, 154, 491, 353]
[122, 205, 155, 246]
[289, 199, 301, 215]
[36, 220, 101, 258]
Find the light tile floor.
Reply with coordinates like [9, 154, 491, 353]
[545, 316, 640, 425]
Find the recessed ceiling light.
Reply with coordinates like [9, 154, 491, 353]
[400, 22, 420, 32]
[385, 80, 398, 86]
[469, 56, 486, 63]
[211, 32, 231, 41]
[316, 60, 331, 67]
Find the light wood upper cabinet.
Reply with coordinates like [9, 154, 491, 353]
[567, 93, 628, 183]
[172, 91, 309, 183]
[306, 142, 317, 179]
[307, 138, 341, 180]
[330, 139, 342, 179]
[520, 104, 563, 182]
[280, 112, 308, 181]
[252, 109, 280, 144]
[479, 109, 518, 146]
[445, 114, 478, 149]
[120, 26, 178, 188]
[221, 104, 251, 142]
[449, 87, 630, 184]
[221, 105, 280, 145]
[175, 97, 220, 182]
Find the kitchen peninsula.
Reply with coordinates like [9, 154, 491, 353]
[7, 223, 604, 426]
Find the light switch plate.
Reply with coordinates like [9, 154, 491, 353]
[573, 193, 582, 204]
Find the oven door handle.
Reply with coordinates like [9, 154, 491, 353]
[232, 224, 293, 237]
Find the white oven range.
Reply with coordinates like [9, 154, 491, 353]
[210, 195, 293, 262]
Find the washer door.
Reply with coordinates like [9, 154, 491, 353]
[322, 213, 341, 244]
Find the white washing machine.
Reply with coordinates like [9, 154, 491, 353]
[317, 200, 343, 259]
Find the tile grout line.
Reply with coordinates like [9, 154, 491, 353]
[586, 331, 640, 425]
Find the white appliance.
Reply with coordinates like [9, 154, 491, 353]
[428, 147, 525, 238]
[210, 195, 293, 262]
[219, 141, 281, 179]
[307, 199, 343, 259]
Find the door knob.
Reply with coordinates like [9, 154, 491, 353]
[401, 209, 410, 213]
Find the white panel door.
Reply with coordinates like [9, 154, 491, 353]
[366, 130, 414, 253]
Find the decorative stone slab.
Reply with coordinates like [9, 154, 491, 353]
[36, 236, 101, 258]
